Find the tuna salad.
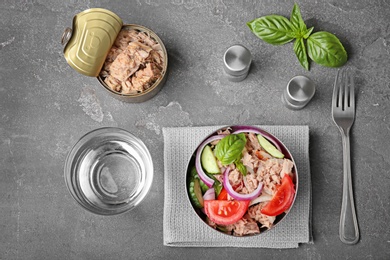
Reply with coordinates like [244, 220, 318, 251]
[188, 127, 296, 236]
[100, 28, 164, 94]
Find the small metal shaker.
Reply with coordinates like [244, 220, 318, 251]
[282, 75, 316, 110]
[223, 45, 252, 82]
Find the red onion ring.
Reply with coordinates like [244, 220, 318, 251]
[223, 167, 263, 201]
[203, 188, 215, 201]
[195, 134, 226, 187]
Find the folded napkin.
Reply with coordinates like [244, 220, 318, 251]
[163, 125, 312, 248]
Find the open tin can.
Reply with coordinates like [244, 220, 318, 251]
[62, 8, 168, 103]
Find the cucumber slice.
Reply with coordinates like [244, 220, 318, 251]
[257, 134, 285, 159]
[189, 178, 204, 208]
[201, 145, 220, 174]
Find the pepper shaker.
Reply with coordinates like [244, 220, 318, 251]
[223, 44, 252, 82]
[282, 75, 316, 110]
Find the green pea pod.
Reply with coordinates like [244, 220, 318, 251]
[199, 179, 209, 194]
[189, 178, 204, 208]
[307, 31, 347, 67]
[190, 166, 198, 179]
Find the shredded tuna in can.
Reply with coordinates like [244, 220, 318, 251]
[100, 28, 164, 94]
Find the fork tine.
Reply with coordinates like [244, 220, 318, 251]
[343, 69, 350, 110]
[340, 69, 346, 110]
[337, 68, 348, 110]
[349, 70, 355, 109]
[333, 69, 341, 109]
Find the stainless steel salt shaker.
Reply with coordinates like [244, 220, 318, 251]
[223, 45, 252, 82]
[282, 76, 315, 110]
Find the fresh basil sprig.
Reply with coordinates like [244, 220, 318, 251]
[214, 133, 246, 166]
[247, 3, 347, 70]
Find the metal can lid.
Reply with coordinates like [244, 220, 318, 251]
[62, 8, 123, 77]
[223, 45, 252, 76]
[282, 76, 315, 110]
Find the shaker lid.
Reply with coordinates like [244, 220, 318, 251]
[223, 45, 252, 76]
[62, 8, 123, 77]
[283, 76, 316, 109]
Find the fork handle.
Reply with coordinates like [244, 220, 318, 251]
[340, 132, 359, 244]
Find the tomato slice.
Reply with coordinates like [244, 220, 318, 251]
[261, 175, 295, 216]
[204, 200, 250, 225]
[217, 188, 228, 200]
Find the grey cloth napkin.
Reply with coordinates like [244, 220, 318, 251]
[163, 125, 312, 248]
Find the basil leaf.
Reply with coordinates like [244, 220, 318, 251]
[290, 3, 307, 34]
[247, 15, 295, 45]
[307, 31, 347, 67]
[214, 134, 246, 165]
[235, 161, 247, 176]
[294, 38, 309, 70]
[213, 181, 222, 197]
[206, 173, 222, 196]
[233, 154, 247, 176]
[236, 132, 246, 142]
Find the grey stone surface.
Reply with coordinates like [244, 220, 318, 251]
[0, 0, 389, 259]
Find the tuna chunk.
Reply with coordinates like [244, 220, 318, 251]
[104, 75, 121, 92]
[131, 63, 161, 92]
[281, 159, 294, 178]
[247, 133, 261, 150]
[228, 169, 242, 190]
[248, 203, 276, 229]
[109, 42, 152, 82]
[243, 174, 259, 194]
[226, 214, 260, 236]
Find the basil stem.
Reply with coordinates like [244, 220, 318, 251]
[303, 27, 314, 39]
[307, 31, 348, 67]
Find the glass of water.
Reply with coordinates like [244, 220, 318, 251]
[64, 127, 153, 215]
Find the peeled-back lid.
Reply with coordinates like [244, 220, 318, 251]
[62, 8, 123, 77]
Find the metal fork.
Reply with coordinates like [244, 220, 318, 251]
[332, 67, 360, 245]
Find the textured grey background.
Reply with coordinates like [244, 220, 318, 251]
[0, 0, 389, 259]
